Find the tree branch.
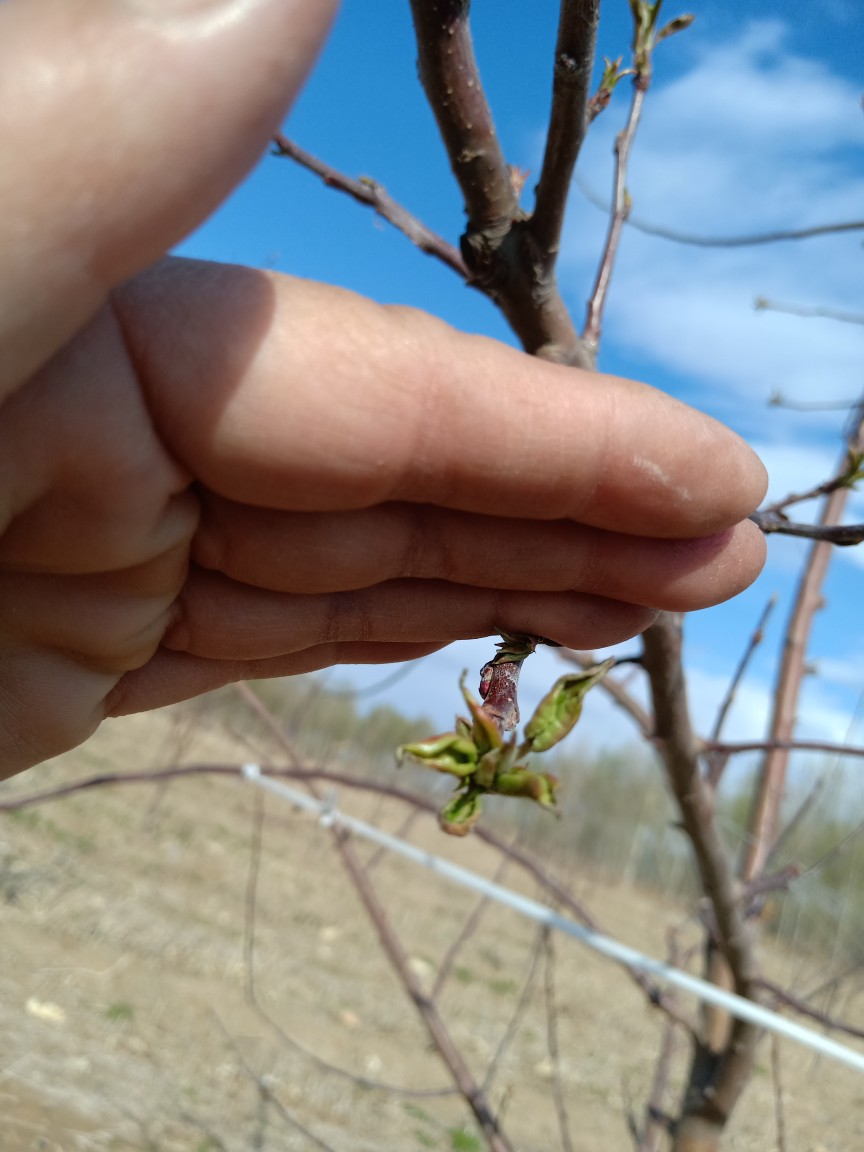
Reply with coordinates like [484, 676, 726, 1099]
[575, 174, 864, 246]
[334, 825, 515, 1152]
[641, 613, 760, 1144]
[768, 393, 860, 411]
[705, 596, 777, 788]
[481, 926, 546, 1094]
[755, 297, 864, 326]
[408, 0, 591, 366]
[272, 134, 468, 278]
[582, 61, 648, 354]
[770, 1037, 788, 1152]
[408, 0, 517, 231]
[757, 458, 863, 518]
[217, 1018, 339, 1152]
[636, 928, 691, 1152]
[750, 511, 864, 546]
[542, 928, 575, 1152]
[743, 404, 864, 881]
[530, 0, 601, 262]
[755, 978, 864, 1044]
[431, 856, 508, 1001]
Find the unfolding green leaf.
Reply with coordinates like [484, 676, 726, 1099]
[473, 740, 519, 788]
[523, 659, 614, 753]
[841, 450, 864, 487]
[438, 790, 484, 837]
[398, 732, 478, 778]
[494, 768, 559, 810]
[656, 13, 695, 44]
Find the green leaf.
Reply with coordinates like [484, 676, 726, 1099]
[474, 748, 502, 789]
[494, 768, 559, 810]
[474, 740, 520, 788]
[438, 790, 484, 837]
[523, 659, 614, 753]
[398, 732, 478, 778]
[656, 13, 695, 45]
[841, 449, 864, 487]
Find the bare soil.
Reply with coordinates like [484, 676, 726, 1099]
[1, 695, 862, 1151]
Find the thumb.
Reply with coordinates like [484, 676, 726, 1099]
[0, 0, 337, 396]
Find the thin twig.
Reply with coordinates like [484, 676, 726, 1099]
[530, 0, 601, 261]
[216, 1018, 338, 1152]
[705, 596, 777, 788]
[237, 681, 490, 1115]
[741, 865, 801, 906]
[797, 813, 864, 884]
[750, 512, 864, 546]
[366, 805, 422, 876]
[575, 175, 864, 246]
[638, 927, 686, 1152]
[755, 978, 864, 1044]
[334, 825, 515, 1152]
[238, 754, 456, 1100]
[768, 393, 860, 411]
[757, 453, 863, 518]
[482, 926, 546, 1094]
[770, 1037, 788, 1152]
[432, 855, 509, 1002]
[272, 134, 468, 278]
[248, 993, 456, 1100]
[763, 773, 828, 874]
[542, 928, 575, 1152]
[703, 738, 864, 761]
[710, 596, 777, 746]
[243, 787, 264, 1004]
[583, 77, 648, 353]
[638, 1019, 679, 1152]
[756, 297, 864, 326]
[796, 958, 864, 1008]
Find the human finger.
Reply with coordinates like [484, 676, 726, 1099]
[0, 0, 337, 397]
[161, 569, 657, 660]
[118, 262, 768, 539]
[106, 641, 445, 717]
[194, 496, 766, 611]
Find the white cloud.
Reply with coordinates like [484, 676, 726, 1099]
[560, 19, 864, 427]
[751, 439, 843, 508]
[644, 22, 863, 170]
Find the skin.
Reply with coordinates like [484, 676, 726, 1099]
[0, 0, 767, 779]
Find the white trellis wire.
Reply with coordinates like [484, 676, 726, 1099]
[242, 763, 864, 1076]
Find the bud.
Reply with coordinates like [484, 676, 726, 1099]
[398, 732, 478, 778]
[438, 789, 484, 836]
[523, 659, 614, 753]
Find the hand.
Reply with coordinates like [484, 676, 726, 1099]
[0, 0, 767, 777]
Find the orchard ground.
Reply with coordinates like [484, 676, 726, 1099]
[1, 692, 862, 1151]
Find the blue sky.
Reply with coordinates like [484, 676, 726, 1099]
[177, 1, 864, 780]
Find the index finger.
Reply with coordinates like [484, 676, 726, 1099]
[118, 259, 767, 538]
